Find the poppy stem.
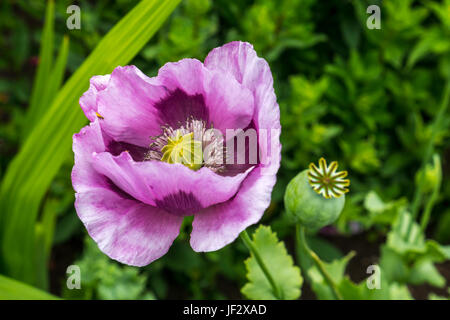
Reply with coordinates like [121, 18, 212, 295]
[240, 230, 283, 299]
[296, 225, 343, 300]
[420, 156, 442, 232]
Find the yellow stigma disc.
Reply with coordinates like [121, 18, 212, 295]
[161, 131, 203, 171]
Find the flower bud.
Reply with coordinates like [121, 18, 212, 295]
[414, 154, 442, 194]
[284, 158, 349, 230]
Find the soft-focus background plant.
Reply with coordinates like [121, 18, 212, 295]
[0, 0, 449, 299]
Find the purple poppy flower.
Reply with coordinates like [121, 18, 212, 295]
[72, 41, 281, 266]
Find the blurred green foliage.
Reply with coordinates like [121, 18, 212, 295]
[63, 237, 155, 300]
[0, 0, 449, 299]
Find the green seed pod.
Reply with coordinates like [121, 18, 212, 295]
[284, 158, 349, 230]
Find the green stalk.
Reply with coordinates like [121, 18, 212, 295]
[420, 156, 442, 232]
[410, 81, 450, 220]
[296, 225, 343, 300]
[240, 230, 283, 299]
[407, 81, 450, 238]
[420, 190, 439, 232]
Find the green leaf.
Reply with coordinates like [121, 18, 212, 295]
[266, 35, 327, 61]
[387, 283, 414, 300]
[364, 191, 387, 212]
[62, 237, 153, 300]
[407, 28, 450, 69]
[22, 0, 55, 139]
[379, 246, 409, 283]
[434, 209, 450, 243]
[428, 290, 450, 300]
[0, 0, 181, 286]
[340, 15, 361, 50]
[380, 211, 448, 288]
[307, 236, 343, 263]
[338, 276, 413, 300]
[387, 211, 449, 262]
[307, 251, 355, 300]
[97, 268, 150, 300]
[242, 226, 303, 300]
[12, 18, 30, 70]
[305, 249, 414, 300]
[387, 211, 425, 254]
[46, 35, 70, 111]
[30, 37, 71, 290]
[33, 197, 61, 290]
[409, 258, 445, 288]
[363, 191, 407, 227]
[0, 274, 59, 300]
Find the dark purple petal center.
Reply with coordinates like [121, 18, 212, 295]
[154, 191, 203, 216]
[154, 88, 210, 129]
[107, 140, 148, 161]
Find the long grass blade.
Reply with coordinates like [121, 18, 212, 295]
[47, 35, 70, 105]
[22, 0, 55, 139]
[0, 274, 58, 300]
